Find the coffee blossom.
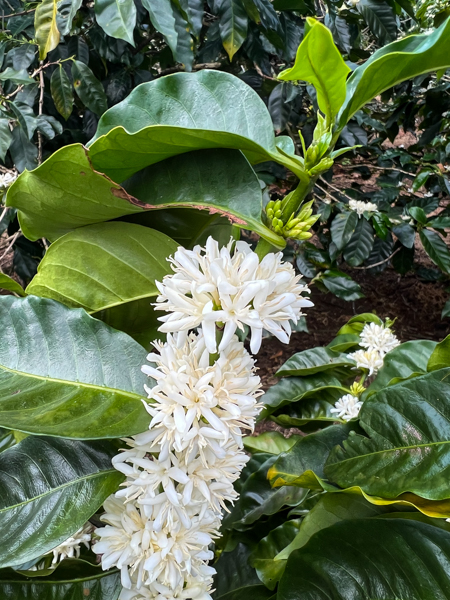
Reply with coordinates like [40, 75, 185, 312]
[0, 170, 17, 190]
[50, 523, 93, 565]
[359, 322, 400, 357]
[155, 237, 312, 354]
[348, 199, 378, 216]
[331, 394, 363, 421]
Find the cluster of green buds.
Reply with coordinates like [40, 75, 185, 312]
[350, 381, 366, 397]
[266, 199, 318, 240]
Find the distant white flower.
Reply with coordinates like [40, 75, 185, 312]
[140, 331, 262, 454]
[155, 237, 312, 354]
[0, 170, 17, 190]
[330, 394, 363, 421]
[359, 322, 400, 357]
[348, 349, 384, 376]
[50, 523, 93, 565]
[348, 199, 378, 217]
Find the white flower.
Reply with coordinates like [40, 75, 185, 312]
[359, 322, 400, 357]
[50, 523, 93, 565]
[155, 237, 312, 354]
[348, 349, 383, 376]
[140, 331, 262, 454]
[0, 170, 17, 190]
[348, 199, 378, 217]
[330, 394, 363, 421]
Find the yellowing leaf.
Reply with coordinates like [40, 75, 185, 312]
[35, 0, 60, 60]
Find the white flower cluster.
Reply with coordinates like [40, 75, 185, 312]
[348, 321, 399, 376]
[50, 523, 93, 565]
[330, 394, 362, 421]
[94, 238, 312, 600]
[0, 170, 17, 190]
[348, 199, 378, 217]
[154, 237, 312, 355]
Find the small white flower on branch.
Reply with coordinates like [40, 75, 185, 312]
[348, 199, 378, 216]
[50, 523, 93, 565]
[348, 348, 384, 376]
[155, 237, 313, 354]
[0, 171, 17, 190]
[330, 394, 363, 421]
[359, 322, 400, 357]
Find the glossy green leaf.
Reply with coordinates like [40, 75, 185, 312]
[343, 217, 374, 266]
[279, 18, 351, 122]
[330, 210, 358, 250]
[326, 368, 450, 500]
[320, 269, 364, 301]
[420, 228, 450, 274]
[0, 274, 26, 296]
[428, 335, 450, 372]
[338, 17, 450, 129]
[276, 347, 355, 377]
[0, 295, 151, 439]
[0, 568, 121, 599]
[277, 494, 387, 563]
[271, 391, 346, 429]
[72, 60, 108, 116]
[0, 68, 33, 85]
[244, 432, 301, 455]
[365, 339, 437, 396]
[57, 0, 83, 35]
[35, 0, 60, 60]
[213, 543, 273, 599]
[357, 0, 397, 45]
[327, 333, 361, 353]
[268, 425, 352, 489]
[0, 436, 123, 567]
[50, 64, 73, 120]
[392, 222, 416, 248]
[142, 0, 178, 58]
[278, 519, 450, 600]
[9, 123, 38, 173]
[171, 3, 194, 70]
[6, 144, 142, 242]
[0, 118, 12, 161]
[95, 0, 136, 45]
[249, 519, 301, 590]
[443, 300, 450, 319]
[26, 220, 176, 322]
[337, 312, 382, 335]
[217, 0, 248, 60]
[88, 70, 306, 182]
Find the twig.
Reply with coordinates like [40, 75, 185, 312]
[1, 8, 35, 18]
[37, 61, 44, 164]
[337, 163, 416, 177]
[0, 230, 21, 262]
[351, 247, 402, 270]
[314, 183, 340, 204]
[253, 63, 277, 82]
[317, 178, 357, 204]
[0, 205, 8, 224]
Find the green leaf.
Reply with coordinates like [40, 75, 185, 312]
[244, 432, 301, 455]
[214, 543, 273, 599]
[392, 245, 414, 274]
[320, 269, 364, 301]
[268, 425, 352, 489]
[217, 0, 248, 60]
[50, 64, 73, 120]
[343, 217, 374, 266]
[409, 205, 428, 224]
[330, 210, 358, 250]
[326, 368, 450, 500]
[0, 295, 151, 439]
[327, 333, 361, 353]
[276, 493, 388, 561]
[171, 2, 194, 70]
[428, 216, 450, 230]
[72, 60, 108, 116]
[276, 347, 355, 377]
[0, 118, 12, 161]
[9, 124, 38, 173]
[420, 228, 450, 274]
[26, 222, 177, 343]
[0, 568, 121, 599]
[0, 68, 33, 85]
[262, 371, 347, 415]
[278, 519, 450, 600]
[249, 519, 301, 590]
[95, 0, 136, 45]
[35, 0, 60, 60]
[88, 70, 306, 183]
[142, 0, 178, 58]
[0, 274, 26, 296]
[0, 436, 123, 567]
[338, 17, 450, 129]
[8, 144, 283, 248]
[365, 340, 437, 396]
[392, 223, 416, 248]
[428, 335, 450, 372]
[279, 18, 351, 122]
[337, 312, 382, 335]
[443, 300, 450, 319]
[357, 0, 397, 45]
[57, 0, 83, 35]
[270, 391, 346, 429]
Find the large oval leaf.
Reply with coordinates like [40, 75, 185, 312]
[276, 347, 355, 377]
[26, 222, 177, 345]
[35, 0, 60, 60]
[87, 70, 306, 182]
[279, 519, 450, 600]
[95, 0, 136, 45]
[0, 436, 123, 567]
[337, 17, 450, 129]
[0, 295, 150, 438]
[217, 0, 248, 60]
[325, 368, 450, 501]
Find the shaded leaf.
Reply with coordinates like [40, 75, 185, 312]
[50, 64, 73, 120]
[330, 210, 358, 250]
[72, 60, 108, 116]
[276, 347, 355, 377]
[321, 269, 364, 301]
[420, 228, 450, 274]
[35, 0, 60, 60]
[217, 0, 248, 60]
[244, 432, 301, 455]
[343, 217, 374, 266]
[357, 0, 397, 45]
[95, 0, 136, 45]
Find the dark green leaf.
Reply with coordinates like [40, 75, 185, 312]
[57, 0, 83, 35]
[409, 205, 428, 224]
[0, 274, 26, 296]
[321, 269, 364, 301]
[0, 118, 12, 161]
[9, 124, 38, 173]
[142, 0, 178, 58]
[95, 0, 136, 45]
[442, 300, 450, 319]
[420, 228, 450, 274]
[276, 347, 355, 377]
[172, 3, 194, 70]
[244, 432, 301, 455]
[0, 68, 33, 85]
[343, 217, 374, 267]
[330, 211, 358, 250]
[72, 60, 108, 116]
[217, 0, 248, 60]
[0, 436, 123, 567]
[0, 295, 151, 438]
[357, 0, 397, 45]
[392, 223, 416, 248]
[50, 65, 73, 120]
[392, 245, 414, 274]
